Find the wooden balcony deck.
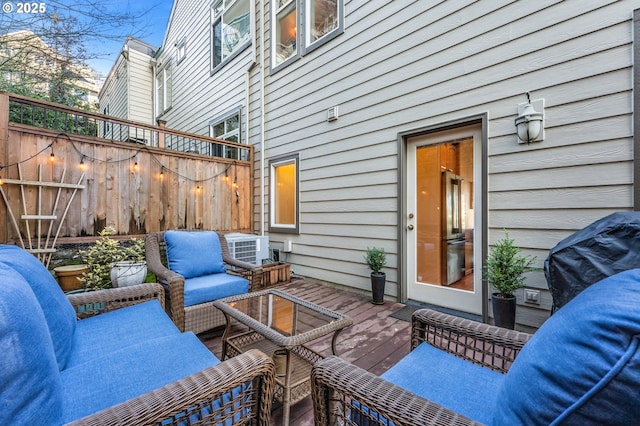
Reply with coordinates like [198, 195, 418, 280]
[198, 278, 412, 426]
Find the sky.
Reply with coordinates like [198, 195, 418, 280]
[86, 0, 174, 78]
[2, 0, 174, 79]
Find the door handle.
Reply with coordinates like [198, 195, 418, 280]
[408, 224, 414, 230]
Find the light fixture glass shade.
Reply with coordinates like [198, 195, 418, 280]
[515, 103, 543, 142]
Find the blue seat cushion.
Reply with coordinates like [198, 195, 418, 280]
[60, 331, 220, 423]
[65, 300, 180, 368]
[183, 273, 249, 307]
[493, 268, 640, 425]
[0, 263, 63, 425]
[165, 231, 226, 279]
[0, 244, 76, 370]
[381, 341, 503, 424]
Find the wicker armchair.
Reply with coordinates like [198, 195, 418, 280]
[145, 231, 263, 333]
[311, 308, 531, 425]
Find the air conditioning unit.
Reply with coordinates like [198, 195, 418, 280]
[224, 233, 269, 265]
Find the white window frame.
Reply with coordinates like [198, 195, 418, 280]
[176, 37, 187, 64]
[269, 154, 299, 234]
[209, 107, 246, 160]
[270, 0, 343, 72]
[211, 0, 252, 73]
[155, 64, 172, 115]
[271, 0, 298, 70]
[304, 0, 343, 52]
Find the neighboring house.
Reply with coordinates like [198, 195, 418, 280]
[142, 0, 640, 330]
[0, 30, 100, 107]
[98, 37, 157, 142]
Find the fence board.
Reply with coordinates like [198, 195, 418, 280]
[1, 122, 253, 244]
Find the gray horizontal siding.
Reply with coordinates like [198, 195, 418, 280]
[257, 0, 637, 320]
[159, 0, 638, 326]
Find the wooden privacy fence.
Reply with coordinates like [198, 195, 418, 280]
[0, 93, 254, 251]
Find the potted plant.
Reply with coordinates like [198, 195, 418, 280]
[81, 226, 147, 290]
[53, 261, 89, 292]
[485, 230, 536, 329]
[365, 247, 387, 305]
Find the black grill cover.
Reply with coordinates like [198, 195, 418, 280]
[544, 212, 640, 312]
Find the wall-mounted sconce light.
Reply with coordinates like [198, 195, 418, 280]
[515, 92, 544, 144]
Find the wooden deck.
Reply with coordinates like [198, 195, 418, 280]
[198, 278, 412, 426]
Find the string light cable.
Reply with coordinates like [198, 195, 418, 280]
[0, 132, 240, 188]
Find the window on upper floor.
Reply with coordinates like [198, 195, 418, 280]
[209, 108, 249, 160]
[306, 0, 340, 46]
[176, 38, 187, 64]
[211, 0, 251, 72]
[271, 0, 343, 71]
[156, 64, 172, 115]
[269, 154, 299, 234]
[273, 0, 297, 67]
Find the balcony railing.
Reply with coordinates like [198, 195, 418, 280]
[6, 92, 251, 161]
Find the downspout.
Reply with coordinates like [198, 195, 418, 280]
[246, 0, 266, 236]
[151, 59, 157, 128]
[259, 0, 266, 236]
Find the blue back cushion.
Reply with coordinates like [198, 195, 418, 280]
[0, 263, 63, 425]
[493, 268, 640, 425]
[165, 231, 226, 279]
[0, 244, 76, 370]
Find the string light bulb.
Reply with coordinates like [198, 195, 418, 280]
[79, 156, 85, 170]
[133, 161, 139, 172]
[160, 167, 164, 179]
[196, 185, 201, 193]
[49, 147, 55, 162]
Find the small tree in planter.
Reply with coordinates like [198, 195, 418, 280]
[81, 227, 146, 290]
[485, 230, 536, 329]
[364, 247, 387, 305]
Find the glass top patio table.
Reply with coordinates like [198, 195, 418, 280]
[213, 289, 353, 351]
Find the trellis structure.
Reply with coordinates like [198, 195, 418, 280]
[0, 163, 84, 267]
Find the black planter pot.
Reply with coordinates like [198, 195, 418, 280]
[371, 272, 386, 305]
[491, 293, 517, 329]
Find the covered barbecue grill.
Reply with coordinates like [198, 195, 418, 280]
[544, 212, 640, 312]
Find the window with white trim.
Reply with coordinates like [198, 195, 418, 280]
[211, 0, 251, 71]
[306, 0, 340, 46]
[156, 64, 172, 115]
[270, 155, 299, 234]
[176, 38, 187, 64]
[273, 0, 297, 67]
[271, 0, 343, 70]
[209, 109, 246, 160]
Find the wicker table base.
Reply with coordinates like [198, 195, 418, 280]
[224, 330, 323, 407]
[214, 289, 353, 425]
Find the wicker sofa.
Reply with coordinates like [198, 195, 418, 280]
[312, 268, 640, 425]
[0, 244, 275, 425]
[145, 230, 263, 333]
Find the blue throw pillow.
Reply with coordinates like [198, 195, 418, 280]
[0, 262, 63, 425]
[493, 268, 640, 425]
[165, 231, 226, 279]
[0, 244, 76, 370]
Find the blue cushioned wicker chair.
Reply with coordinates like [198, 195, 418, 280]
[312, 268, 640, 425]
[145, 230, 262, 333]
